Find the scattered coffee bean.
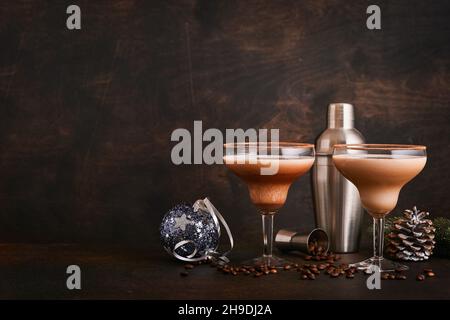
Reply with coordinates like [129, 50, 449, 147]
[416, 274, 425, 281]
[395, 274, 407, 280]
[389, 274, 396, 280]
[307, 274, 316, 280]
[331, 271, 340, 278]
[283, 265, 292, 271]
[426, 271, 435, 278]
[232, 271, 238, 276]
[184, 264, 194, 270]
[270, 269, 278, 274]
[300, 274, 308, 280]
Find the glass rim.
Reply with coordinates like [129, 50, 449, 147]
[223, 142, 314, 148]
[333, 144, 426, 151]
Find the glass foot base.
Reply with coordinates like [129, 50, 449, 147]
[350, 257, 409, 273]
[242, 255, 291, 268]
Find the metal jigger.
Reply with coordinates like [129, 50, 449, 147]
[275, 228, 329, 254]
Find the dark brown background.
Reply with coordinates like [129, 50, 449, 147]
[0, 0, 449, 252]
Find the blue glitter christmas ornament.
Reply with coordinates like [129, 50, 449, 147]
[160, 198, 233, 262]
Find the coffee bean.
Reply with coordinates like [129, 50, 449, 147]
[416, 274, 425, 281]
[423, 268, 433, 273]
[381, 273, 389, 280]
[318, 264, 327, 270]
[180, 271, 189, 277]
[300, 274, 308, 280]
[426, 271, 435, 278]
[232, 271, 238, 276]
[331, 271, 340, 278]
[293, 263, 299, 268]
[244, 271, 251, 275]
[249, 267, 256, 272]
[270, 269, 278, 274]
[346, 273, 355, 279]
[184, 264, 194, 270]
[389, 274, 396, 280]
[283, 265, 291, 270]
[264, 270, 270, 275]
[305, 255, 312, 261]
[254, 272, 263, 277]
[395, 274, 407, 280]
[395, 267, 405, 273]
[308, 274, 316, 280]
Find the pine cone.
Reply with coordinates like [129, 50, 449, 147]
[386, 206, 436, 261]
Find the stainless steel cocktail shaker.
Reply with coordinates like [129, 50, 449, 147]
[312, 103, 365, 253]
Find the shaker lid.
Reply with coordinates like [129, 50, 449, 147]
[328, 103, 354, 128]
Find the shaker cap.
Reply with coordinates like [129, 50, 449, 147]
[328, 103, 354, 128]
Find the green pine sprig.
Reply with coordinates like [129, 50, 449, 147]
[433, 217, 450, 258]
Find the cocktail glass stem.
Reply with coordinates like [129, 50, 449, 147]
[261, 213, 274, 258]
[350, 213, 408, 272]
[373, 217, 385, 262]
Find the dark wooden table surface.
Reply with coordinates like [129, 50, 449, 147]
[0, 243, 449, 300]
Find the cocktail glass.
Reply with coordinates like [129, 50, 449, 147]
[332, 144, 427, 272]
[224, 142, 315, 267]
